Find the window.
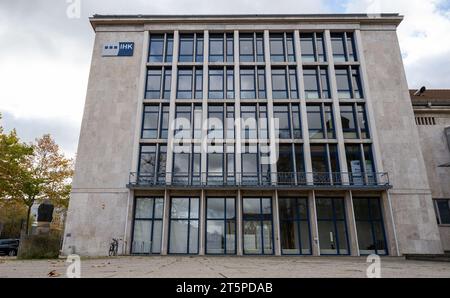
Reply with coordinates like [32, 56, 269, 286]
[138, 144, 167, 183]
[207, 144, 235, 185]
[353, 198, 387, 255]
[279, 198, 311, 255]
[434, 199, 450, 225]
[207, 104, 235, 140]
[172, 145, 201, 185]
[310, 144, 340, 184]
[142, 104, 169, 139]
[169, 197, 200, 254]
[239, 33, 264, 62]
[300, 33, 326, 62]
[243, 198, 274, 255]
[176, 67, 203, 99]
[208, 67, 234, 99]
[206, 198, 236, 254]
[270, 33, 295, 62]
[145, 67, 172, 99]
[178, 33, 204, 62]
[226, 105, 235, 139]
[346, 144, 376, 185]
[240, 67, 266, 99]
[303, 67, 329, 99]
[174, 104, 202, 141]
[209, 33, 233, 63]
[132, 197, 164, 254]
[340, 104, 369, 139]
[316, 198, 350, 255]
[240, 104, 268, 140]
[148, 33, 173, 63]
[271, 67, 298, 99]
[273, 105, 291, 139]
[335, 68, 351, 99]
[307, 104, 335, 139]
[241, 143, 271, 184]
[331, 32, 357, 62]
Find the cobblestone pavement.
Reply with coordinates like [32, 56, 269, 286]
[0, 256, 449, 278]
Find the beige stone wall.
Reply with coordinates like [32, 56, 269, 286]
[62, 31, 144, 256]
[360, 29, 443, 254]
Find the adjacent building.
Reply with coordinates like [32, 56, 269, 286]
[62, 14, 446, 257]
[411, 89, 450, 252]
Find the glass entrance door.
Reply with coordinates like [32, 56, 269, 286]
[316, 198, 350, 255]
[169, 197, 199, 254]
[243, 198, 274, 255]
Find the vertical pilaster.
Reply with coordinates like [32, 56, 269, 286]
[161, 189, 170, 255]
[308, 190, 320, 256]
[234, 30, 242, 183]
[201, 30, 209, 183]
[324, 30, 349, 184]
[199, 189, 206, 255]
[166, 30, 180, 184]
[294, 30, 313, 185]
[237, 189, 243, 255]
[345, 191, 360, 256]
[381, 191, 400, 256]
[263, 30, 278, 182]
[273, 190, 281, 255]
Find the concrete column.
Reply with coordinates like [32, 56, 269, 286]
[345, 191, 360, 256]
[324, 30, 349, 184]
[263, 30, 278, 183]
[294, 30, 313, 185]
[201, 30, 209, 183]
[161, 189, 170, 255]
[273, 190, 281, 255]
[308, 190, 320, 256]
[199, 189, 206, 255]
[234, 30, 242, 184]
[381, 191, 400, 256]
[166, 30, 180, 184]
[237, 189, 243, 255]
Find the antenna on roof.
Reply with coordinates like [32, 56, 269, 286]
[414, 86, 426, 96]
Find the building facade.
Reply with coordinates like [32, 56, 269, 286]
[411, 89, 450, 252]
[62, 14, 444, 257]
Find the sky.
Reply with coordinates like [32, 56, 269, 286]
[0, 0, 449, 158]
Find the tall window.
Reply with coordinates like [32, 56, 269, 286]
[300, 33, 326, 62]
[209, 33, 234, 62]
[179, 33, 204, 62]
[243, 198, 273, 255]
[241, 143, 271, 185]
[310, 144, 340, 184]
[148, 33, 173, 62]
[240, 67, 266, 99]
[132, 197, 164, 254]
[239, 33, 264, 62]
[340, 104, 370, 139]
[206, 198, 236, 255]
[145, 67, 172, 99]
[271, 67, 298, 99]
[279, 198, 311, 255]
[138, 144, 167, 184]
[331, 32, 357, 62]
[307, 104, 335, 139]
[142, 104, 169, 139]
[273, 104, 303, 141]
[173, 104, 202, 141]
[316, 198, 350, 255]
[208, 104, 235, 140]
[172, 145, 201, 185]
[276, 144, 304, 184]
[335, 67, 363, 99]
[176, 67, 203, 99]
[303, 67, 330, 99]
[241, 104, 268, 140]
[345, 144, 376, 185]
[208, 67, 234, 99]
[169, 197, 199, 254]
[206, 145, 235, 185]
[353, 198, 387, 255]
[270, 33, 295, 62]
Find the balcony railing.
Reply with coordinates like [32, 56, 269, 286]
[128, 172, 390, 189]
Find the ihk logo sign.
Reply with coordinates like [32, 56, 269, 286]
[102, 42, 135, 57]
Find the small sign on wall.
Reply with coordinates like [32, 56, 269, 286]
[102, 42, 134, 57]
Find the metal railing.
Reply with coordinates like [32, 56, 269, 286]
[128, 172, 390, 188]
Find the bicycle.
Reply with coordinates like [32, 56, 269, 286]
[108, 238, 119, 257]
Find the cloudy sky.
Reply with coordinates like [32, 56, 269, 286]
[1, 0, 449, 158]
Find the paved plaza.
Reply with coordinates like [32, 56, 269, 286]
[0, 256, 449, 278]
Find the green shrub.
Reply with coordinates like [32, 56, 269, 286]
[18, 232, 61, 259]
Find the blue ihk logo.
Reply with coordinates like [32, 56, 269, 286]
[102, 42, 134, 56]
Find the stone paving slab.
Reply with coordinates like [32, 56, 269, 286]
[0, 256, 449, 278]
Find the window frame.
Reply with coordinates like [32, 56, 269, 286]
[205, 197, 237, 255]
